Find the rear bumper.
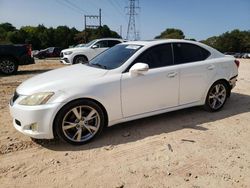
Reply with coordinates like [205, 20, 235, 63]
[229, 75, 238, 89]
[19, 55, 35, 65]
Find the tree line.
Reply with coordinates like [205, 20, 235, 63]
[0, 22, 249, 53]
[155, 28, 250, 53]
[0, 23, 120, 50]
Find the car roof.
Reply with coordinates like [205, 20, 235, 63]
[124, 39, 204, 46]
[97, 38, 124, 41]
[122, 39, 224, 58]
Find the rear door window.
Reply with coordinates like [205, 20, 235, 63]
[173, 43, 210, 64]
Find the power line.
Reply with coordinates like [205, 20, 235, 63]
[63, 0, 89, 14]
[56, 0, 82, 15]
[108, 0, 128, 23]
[111, 0, 124, 11]
[83, 0, 100, 10]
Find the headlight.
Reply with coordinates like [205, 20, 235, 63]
[19, 92, 54, 106]
[64, 51, 73, 55]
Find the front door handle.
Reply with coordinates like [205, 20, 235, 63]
[207, 65, 215, 70]
[167, 72, 178, 78]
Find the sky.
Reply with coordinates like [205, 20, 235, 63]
[0, 0, 249, 40]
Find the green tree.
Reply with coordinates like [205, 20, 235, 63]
[202, 30, 250, 52]
[0, 23, 16, 43]
[0, 22, 16, 32]
[0, 23, 120, 49]
[155, 28, 185, 39]
[75, 25, 121, 44]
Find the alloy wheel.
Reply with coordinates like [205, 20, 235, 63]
[208, 84, 227, 110]
[62, 105, 100, 143]
[75, 57, 87, 64]
[0, 59, 15, 74]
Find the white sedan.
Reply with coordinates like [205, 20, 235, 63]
[9, 40, 239, 145]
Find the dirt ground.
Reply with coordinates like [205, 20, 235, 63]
[0, 59, 250, 188]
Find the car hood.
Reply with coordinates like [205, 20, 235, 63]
[62, 47, 89, 53]
[16, 64, 108, 95]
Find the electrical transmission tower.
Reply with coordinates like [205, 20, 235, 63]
[126, 0, 140, 41]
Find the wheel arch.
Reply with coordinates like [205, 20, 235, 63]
[205, 78, 231, 101]
[211, 79, 231, 97]
[52, 97, 109, 138]
[73, 54, 88, 64]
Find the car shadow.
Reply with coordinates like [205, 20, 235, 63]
[36, 92, 250, 151]
[17, 69, 53, 75]
[0, 69, 53, 77]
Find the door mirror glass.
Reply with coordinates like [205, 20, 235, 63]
[129, 63, 149, 75]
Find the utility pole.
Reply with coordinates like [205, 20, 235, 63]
[99, 9, 102, 28]
[120, 25, 123, 38]
[84, 9, 102, 42]
[84, 8, 102, 29]
[126, 0, 140, 41]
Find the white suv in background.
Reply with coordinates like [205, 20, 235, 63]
[60, 38, 124, 64]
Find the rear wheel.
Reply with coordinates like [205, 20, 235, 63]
[73, 56, 88, 64]
[54, 100, 105, 145]
[0, 57, 18, 75]
[205, 81, 228, 112]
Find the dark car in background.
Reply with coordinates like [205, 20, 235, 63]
[0, 44, 34, 75]
[224, 52, 250, 59]
[224, 52, 238, 57]
[242, 53, 250, 59]
[34, 47, 62, 59]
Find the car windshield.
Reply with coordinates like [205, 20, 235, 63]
[88, 44, 142, 70]
[84, 40, 97, 47]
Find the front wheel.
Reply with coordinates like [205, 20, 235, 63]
[73, 56, 88, 64]
[204, 81, 228, 112]
[0, 58, 18, 75]
[54, 100, 105, 145]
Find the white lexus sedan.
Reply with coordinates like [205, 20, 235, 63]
[9, 40, 239, 145]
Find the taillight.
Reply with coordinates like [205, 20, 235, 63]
[26, 44, 32, 56]
[234, 60, 240, 68]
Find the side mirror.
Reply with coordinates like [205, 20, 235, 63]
[92, 45, 98, 49]
[129, 63, 149, 76]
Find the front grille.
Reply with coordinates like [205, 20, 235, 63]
[10, 91, 19, 106]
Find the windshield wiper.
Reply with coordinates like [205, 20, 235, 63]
[91, 63, 107, 69]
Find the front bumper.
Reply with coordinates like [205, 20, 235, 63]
[9, 101, 62, 139]
[60, 58, 71, 65]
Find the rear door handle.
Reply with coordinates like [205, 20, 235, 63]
[167, 72, 178, 78]
[207, 65, 215, 70]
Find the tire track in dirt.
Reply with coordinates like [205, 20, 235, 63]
[0, 140, 38, 155]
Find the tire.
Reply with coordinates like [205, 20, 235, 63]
[38, 56, 45, 59]
[0, 57, 18, 75]
[73, 56, 88, 64]
[54, 99, 105, 145]
[204, 81, 229, 112]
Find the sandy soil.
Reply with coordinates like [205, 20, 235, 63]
[0, 59, 250, 188]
